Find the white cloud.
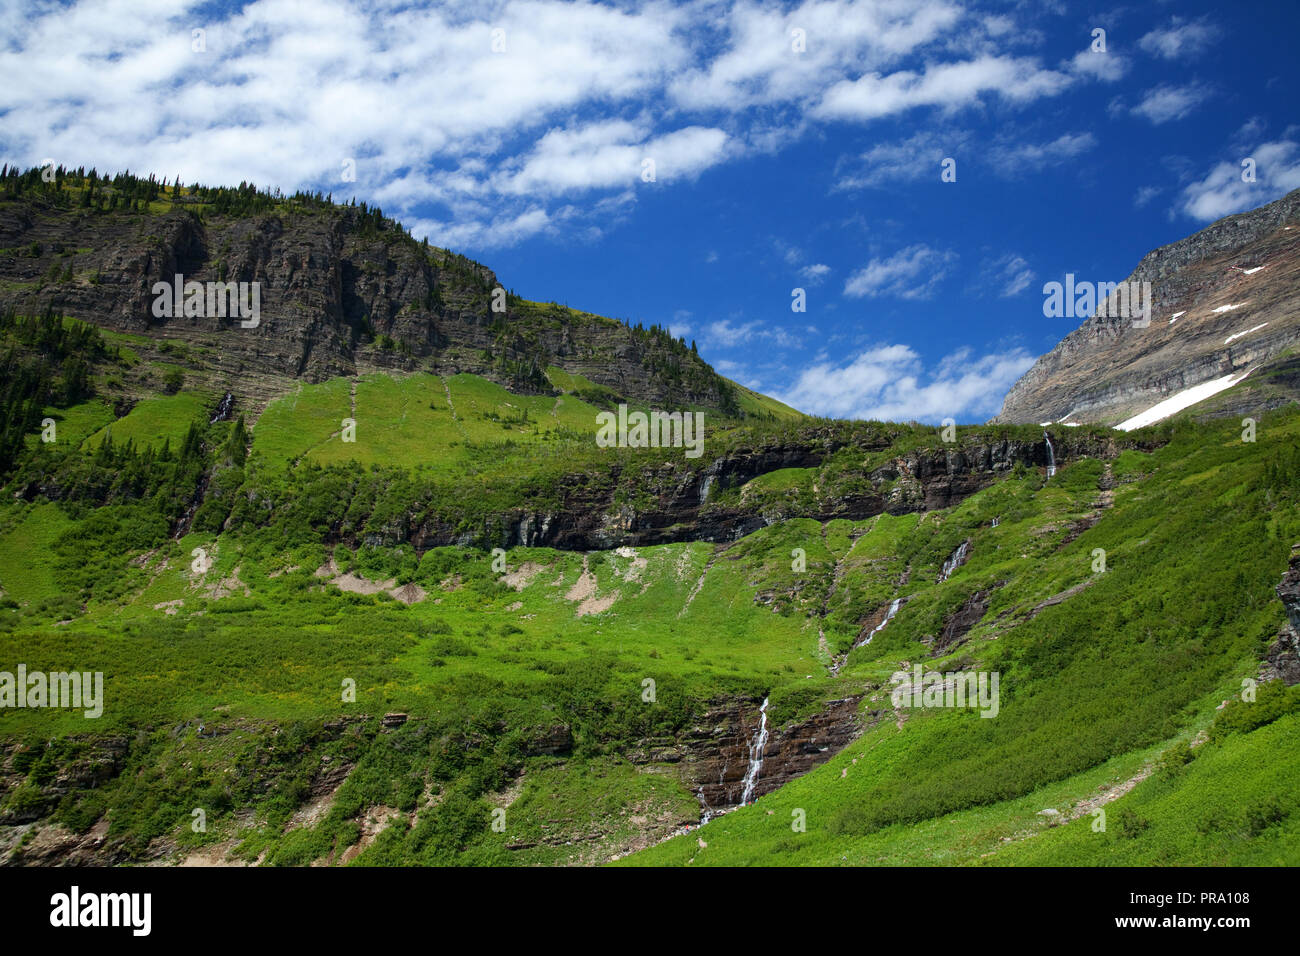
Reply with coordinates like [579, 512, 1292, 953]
[800, 263, 831, 284]
[814, 55, 1071, 123]
[670, 309, 693, 338]
[706, 318, 761, 347]
[704, 317, 807, 350]
[1139, 17, 1217, 60]
[989, 254, 1034, 298]
[499, 120, 728, 196]
[987, 132, 1096, 171]
[669, 0, 964, 111]
[844, 244, 954, 299]
[774, 344, 1035, 422]
[0, 0, 1124, 251]
[1132, 84, 1210, 125]
[1067, 48, 1128, 83]
[1179, 139, 1300, 221]
[1134, 185, 1162, 208]
[833, 130, 960, 189]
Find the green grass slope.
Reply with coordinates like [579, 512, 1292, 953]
[0, 358, 1295, 867]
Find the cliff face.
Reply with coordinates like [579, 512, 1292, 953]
[1266, 544, 1300, 686]
[0, 196, 735, 413]
[629, 696, 868, 810]
[377, 431, 1136, 552]
[996, 188, 1300, 426]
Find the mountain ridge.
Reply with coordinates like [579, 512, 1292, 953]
[996, 187, 1300, 427]
[0, 164, 771, 423]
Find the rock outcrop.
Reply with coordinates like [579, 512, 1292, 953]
[629, 695, 869, 811]
[396, 431, 1142, 553]
[996, 188, 1300, 426]
[0, 194, 736, 415]
[1265, 544, 1300, 685]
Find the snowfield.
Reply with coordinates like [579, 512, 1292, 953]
[1224, 322, 1268, 345]
[1115, 368, 1253, 431]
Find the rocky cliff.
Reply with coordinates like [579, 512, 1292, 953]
[628, 695, 869, 810]
[1266, 543, 1300, 686]
[372, 430, 1144, 552]
[0, 176, 737, 415]
[996, 188, 1300, 426]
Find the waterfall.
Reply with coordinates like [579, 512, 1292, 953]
[856, 597, 901, 647]
[209, 391, 234, 424]
[938, 540, 970, 583]
[739, 697, 770, 806]
[699, 474, 714, 504]
[991, 516, 1000, 528]
[1044, 431, 1056, 478]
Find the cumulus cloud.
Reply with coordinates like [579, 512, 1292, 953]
[844, 244, 955, 299]
[498, 120, 728, 196]
[1179, 139, 1300, 221]
[814, 55, 1071, 122]
[1067, 48, 1128, 83]
[0, 0, 1115, 250]
[773, 344, 1035, 422]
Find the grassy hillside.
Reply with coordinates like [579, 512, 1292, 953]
[0, 344, 1296, 866]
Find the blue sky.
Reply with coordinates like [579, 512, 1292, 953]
[3, 0, 1298, 422]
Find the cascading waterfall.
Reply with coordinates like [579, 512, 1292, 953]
[938, 540, 970, 583]
[209, 391, 235, 424]
[1044, 430, 1057, 478]
[856, 597, 901, 648]
[739, 697, 770, 806]
[699, 474, 715, 504]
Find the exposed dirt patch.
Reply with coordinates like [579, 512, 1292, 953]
[205, 565, 251, 600]
[389, 582, 427, 605]
[339, 805, 404, 865]
[178, 838, 250, 867]
[577, 592, 619, 617]
[316, 558, 423, 602]
[503, 561, 546, 591]
[565, 558, 597, 602]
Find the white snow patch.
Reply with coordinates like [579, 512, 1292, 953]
[1060, 422, 1082, 427]
[1241, 266, 1265, 275]
[1038, 421, 1053, 427]
[1168, 311, 1186, 324]
[1211, 303, 1245, 314]
[1224, 322, 1268, 345]
[1115, 368, 1253, 431]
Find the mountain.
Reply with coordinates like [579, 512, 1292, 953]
[996, 187, 1300, 427]
[0, 165, 774, 421]
[1, 166, 1298, 869]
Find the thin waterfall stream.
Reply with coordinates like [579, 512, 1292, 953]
[739, 697, 770, 806]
